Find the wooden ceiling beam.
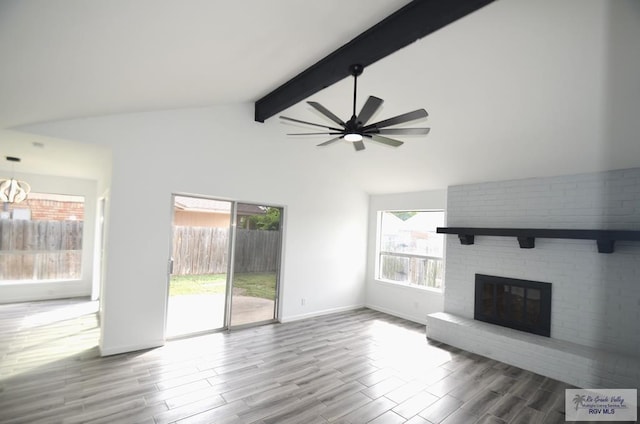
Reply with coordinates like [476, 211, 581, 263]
[254, 0, 495, 122]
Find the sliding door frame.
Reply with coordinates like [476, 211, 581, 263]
[224, 201, 238, 329]
[228, 202, 284, 330]
[165, 193, 285, 339]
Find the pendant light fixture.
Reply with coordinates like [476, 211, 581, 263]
[0, 156, 31, 204]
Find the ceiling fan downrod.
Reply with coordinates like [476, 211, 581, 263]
[345, 64, 365, 141]
[350, 64, 363, 120]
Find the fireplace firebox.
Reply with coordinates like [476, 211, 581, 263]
[474, 274, 551, 337]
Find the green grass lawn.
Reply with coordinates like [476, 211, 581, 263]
[169, 272, 276, 299]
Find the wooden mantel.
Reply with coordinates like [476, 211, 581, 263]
[436, 227, 640, 253]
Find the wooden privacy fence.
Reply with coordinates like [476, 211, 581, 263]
[0, 221, 279, 279]
[172, 226, 279, 275]
[379, 255, 444, 289]
[0, 220, 83, 280]
[233, 228, 280, 273]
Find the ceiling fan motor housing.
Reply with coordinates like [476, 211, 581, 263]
[349, 64, 364, 77]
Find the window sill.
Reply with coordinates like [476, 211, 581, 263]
[0, 278, 82, 285]
[374, 278, 443, 294]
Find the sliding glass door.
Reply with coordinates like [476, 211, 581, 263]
[166, 196, 282, 337]
[229, 203, 282, 327]
[166, 196, 232, 337]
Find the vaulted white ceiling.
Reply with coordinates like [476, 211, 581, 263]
[1, 0, 639, 191]
[0, 0, 413, 128]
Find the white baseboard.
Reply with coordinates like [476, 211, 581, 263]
[280, 304, 365, 323]
[365, 304, 427, 325]
[99, 339, 165, 357]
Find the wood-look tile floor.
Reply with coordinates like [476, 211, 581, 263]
[0, 298, 622, 424]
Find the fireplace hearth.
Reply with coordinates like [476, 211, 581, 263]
[474, 274, 551, 337]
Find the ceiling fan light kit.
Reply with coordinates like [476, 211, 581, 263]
[280, 64, 429, 152]
[344, 133, 363, 142]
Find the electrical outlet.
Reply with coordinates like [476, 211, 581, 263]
[301, 298, 306, 306]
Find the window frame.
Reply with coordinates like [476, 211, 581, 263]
[0, 191, 86, 283]
[375, 209, 445, 292]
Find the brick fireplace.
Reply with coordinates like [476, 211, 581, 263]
[426, 168, 640, 388]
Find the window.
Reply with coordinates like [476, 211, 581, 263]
[0, 192, 84, 281]
[376, 210, 445, 290]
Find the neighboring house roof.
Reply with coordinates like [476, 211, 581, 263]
[174, 196, 266, 216]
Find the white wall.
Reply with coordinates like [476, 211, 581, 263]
[0, 172, 98, 303]
[23, 104, 369, 355]
[444, 168, 640, 356]
[366, 189, 446, 324]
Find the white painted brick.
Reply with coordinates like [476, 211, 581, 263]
[442, 168, 640, 384]
[427, 313, 640, 388]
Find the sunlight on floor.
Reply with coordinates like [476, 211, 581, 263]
[0, 299, 100, 381]
[367, 319, 453, 375]
[19, 300, 99, 329]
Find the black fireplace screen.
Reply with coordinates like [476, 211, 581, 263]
[474, 274, 551, 337]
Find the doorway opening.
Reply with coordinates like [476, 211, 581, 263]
[166, 195, 283, 338]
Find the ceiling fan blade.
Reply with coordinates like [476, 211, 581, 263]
[287, 132, 343, 136]
[353, 140, 366, 151]
[356, 96, 383, 125]
[307, 102, 346, 127]
[280, 116, 343, 132]
[373, 128, 430, 135]
[317, 137, 342, 147]
[369, 134, 404, 147]
[363, 109, 428, 130]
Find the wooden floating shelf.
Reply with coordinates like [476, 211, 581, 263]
[436, 227, 640, 254]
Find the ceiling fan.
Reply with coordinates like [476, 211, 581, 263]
[280, 64, 429, 151]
